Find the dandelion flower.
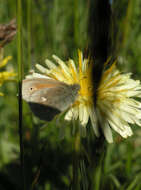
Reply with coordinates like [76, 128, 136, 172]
[35, 51, 141, 143]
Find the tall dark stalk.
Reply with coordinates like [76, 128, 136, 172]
[89, 0, 111, 136]
[89, 0, 111, 103]
[87, 0, 112, 188]
[17, 0, 25, 189]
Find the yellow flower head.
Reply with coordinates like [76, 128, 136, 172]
[0, 49, 16, 95]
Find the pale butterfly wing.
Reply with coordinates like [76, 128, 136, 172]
[22, 78, 80, 121]
[22, 78, 64, 101]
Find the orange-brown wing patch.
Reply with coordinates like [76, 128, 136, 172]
[23, 78, 64, 91]
[34, 82, 60, 90]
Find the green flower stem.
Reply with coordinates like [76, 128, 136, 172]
[27, 0, 32, 69]
[72, 131, 81, 190]
[73, 0, 79, 50]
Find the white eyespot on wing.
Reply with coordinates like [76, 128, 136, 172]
[41, 97, 47, 102]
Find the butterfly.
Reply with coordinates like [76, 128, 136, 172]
[22, 77, 80, 121]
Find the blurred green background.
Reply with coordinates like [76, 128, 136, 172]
[0, 0, 141, 189]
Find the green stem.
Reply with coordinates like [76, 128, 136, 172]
[72, 131, 80, 190]
[27, 0, 32, 69]
[52, 0, 58, 51]
[17, 0, 25, 189]
[73, 0, 79, 50]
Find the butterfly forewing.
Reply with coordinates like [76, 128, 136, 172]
[30, 83, 79, 111]
[22, 78, 80, 121]
[22, 78, 64, 101]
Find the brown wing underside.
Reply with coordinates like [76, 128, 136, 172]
[30, 84, 77, 111]
[22, 78, 80, 121]
[22, 78, 68, 101]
